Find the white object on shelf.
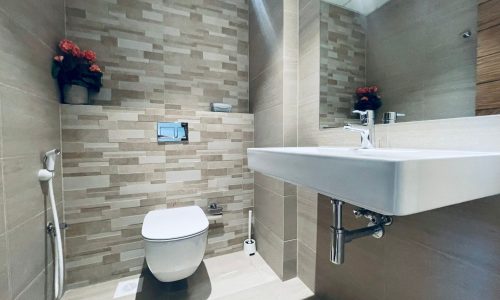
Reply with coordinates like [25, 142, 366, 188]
[211, 102, 232, 112]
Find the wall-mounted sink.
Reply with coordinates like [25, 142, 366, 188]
[248, 147, 500, 216]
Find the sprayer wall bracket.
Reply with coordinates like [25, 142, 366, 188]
[47, 222, 69, 235]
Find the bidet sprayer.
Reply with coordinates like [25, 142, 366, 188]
[44, 149, 61, 172]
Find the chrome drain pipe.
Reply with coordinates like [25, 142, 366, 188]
[330, 199, 392, 265]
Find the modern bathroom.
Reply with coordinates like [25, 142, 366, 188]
[0, 0, 499, 299]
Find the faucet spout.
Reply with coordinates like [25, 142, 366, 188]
[344, 124, 374, 149]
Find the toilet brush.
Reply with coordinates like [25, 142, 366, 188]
[244, 210, 256, 256]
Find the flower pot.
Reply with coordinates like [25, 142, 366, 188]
[63, 85, 89, 105]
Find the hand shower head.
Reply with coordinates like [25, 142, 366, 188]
[44, 149, 61, 172]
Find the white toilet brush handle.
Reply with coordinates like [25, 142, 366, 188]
[248, 210, 252, 240]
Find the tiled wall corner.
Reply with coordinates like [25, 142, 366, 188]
[249, 0, 299, 281]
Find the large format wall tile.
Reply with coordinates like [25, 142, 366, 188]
[7, 213, 51, 298]
[0, 0, 64, 299]
[250, 0, 299, 281]
[0, 234, 10, 300]
[367, 0, 476, 121]
[0, 9, 60, 101]
[61, 105, 254, 287]
[65, 0, 249, 112]
[0, 0, 65, 51]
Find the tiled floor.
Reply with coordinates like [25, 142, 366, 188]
[62, 252, 315, 300]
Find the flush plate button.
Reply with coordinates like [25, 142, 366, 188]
[157, 122, 188, 143]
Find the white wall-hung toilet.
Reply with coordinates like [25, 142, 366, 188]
[142, 206, 209, 282]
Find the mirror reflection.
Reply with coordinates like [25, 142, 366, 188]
[319, 0, 480, 128]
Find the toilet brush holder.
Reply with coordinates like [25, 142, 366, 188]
[244, 239, 256, 256]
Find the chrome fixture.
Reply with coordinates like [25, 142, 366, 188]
[343, 124, 373, 149]
[330, 199, 392, 265]
[38, 149, 65, 300]
[208, 202, 223, 215]
[157, 122, 188, 143]
[344, 109, 375, 148]
[382, 111, 405, 124]
[344, 110, 375, 149]
[461, 30, 472, 39]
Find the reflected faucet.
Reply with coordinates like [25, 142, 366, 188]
[344, 110, 375, 149]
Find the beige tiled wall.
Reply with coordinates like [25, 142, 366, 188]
[298, 0, 500, 297]
[62, 0, 254, 288]
[249, 0, 298, 280]
[62, 106, 254, 287]
[0, 0, 65, 299]
[65, 0, 249, 112]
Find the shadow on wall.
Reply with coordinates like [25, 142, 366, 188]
[135, 262, 212, 300]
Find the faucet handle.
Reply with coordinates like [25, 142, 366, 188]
[352, 110, 368, 116]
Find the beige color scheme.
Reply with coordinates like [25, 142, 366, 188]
[298, 0, 500, 296]
[249, 0, 299, 280]
[62, 251, 314, 300]
[0, 0, 65, 299]
[65, 0, 249, 112]
[62, 105, 254, 288]
[320, 2, 366, 128]
[61, 0, 255, 288]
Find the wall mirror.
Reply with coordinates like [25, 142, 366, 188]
[318, 0, 496, 129]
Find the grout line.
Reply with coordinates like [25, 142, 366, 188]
[0, 96, 13, 299]
[0, 7, 59, 54]
[13, 265, 48, 300]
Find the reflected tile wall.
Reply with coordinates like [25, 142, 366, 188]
[298, 1, 500, 298]
[319, 1, 366, 128]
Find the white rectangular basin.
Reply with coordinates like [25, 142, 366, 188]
[248, 147, 500, 216]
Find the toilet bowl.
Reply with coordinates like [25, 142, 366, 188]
[142, 206, 209, 282]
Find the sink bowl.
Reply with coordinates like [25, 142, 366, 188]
[247, 147, 500, 216]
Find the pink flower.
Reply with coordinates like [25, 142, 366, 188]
[59, 39, 77, 53]
[53, 55, 64, 62]
[89, 64, 102, 73]
[70, 45, 81, 57]
[82, 50, 97, 62]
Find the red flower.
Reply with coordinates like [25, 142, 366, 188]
[53, 55, 64, 62]
[70, 45, 81, 57]
[369, 86, 378, 93]
[82, 50, 97, 62]
[89, 64, 102, 73]
[59, 39, 77, 53]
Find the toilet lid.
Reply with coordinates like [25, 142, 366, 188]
[142, 206, 209, 240]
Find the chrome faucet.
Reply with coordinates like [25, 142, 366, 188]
[344, 110, 375, 149]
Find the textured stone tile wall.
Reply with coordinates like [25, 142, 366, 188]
[319, 2, 366, 128]
[65, 0, 249, 112]
[62, 105, 254, 287]
[62, 0, 252, 287]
